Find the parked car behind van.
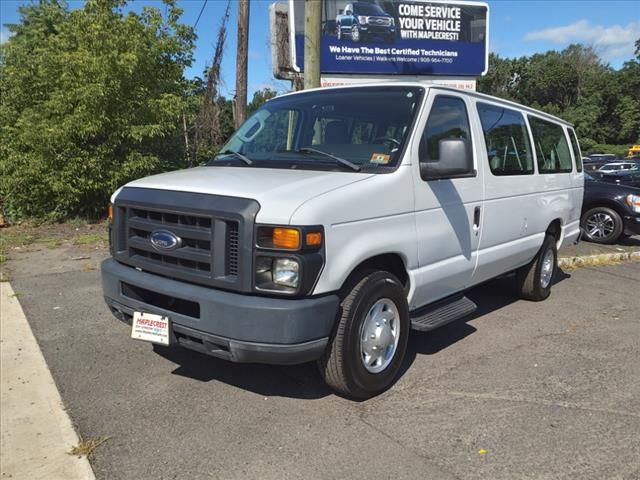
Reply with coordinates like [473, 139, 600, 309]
[102, 84, 583, 399]
[582, 173, 640, 243]
[592, 170, 640, 188]
[598, 162, 638, 173]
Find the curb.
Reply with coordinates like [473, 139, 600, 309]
[1, 283, 96, 480]
[559, 250, 640, 268]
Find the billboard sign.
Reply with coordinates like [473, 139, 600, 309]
[289, 0, 489, 76]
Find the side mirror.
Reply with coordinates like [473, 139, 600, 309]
[346, 10, 353, 15]
[419, 138, 474, 180]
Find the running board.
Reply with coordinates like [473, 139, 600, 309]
[410, 295, 477, 332]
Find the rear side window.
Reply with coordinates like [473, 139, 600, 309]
[568, 129, 583, 172]
[528, 116, 573, 173]
[477, 103, 534, 175]
[423, 96, 471, 162]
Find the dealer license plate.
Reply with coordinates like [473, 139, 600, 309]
[131, 311, 170, 346]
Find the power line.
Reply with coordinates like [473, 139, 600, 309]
[193, 0, 208, 30]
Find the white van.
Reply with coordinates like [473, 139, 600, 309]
[102, 84, 584, 399]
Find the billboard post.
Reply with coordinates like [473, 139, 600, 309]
[304, 0, 322, 89]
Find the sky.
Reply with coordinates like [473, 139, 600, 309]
[1, 0, 639, 98]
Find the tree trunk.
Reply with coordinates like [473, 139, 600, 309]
[182, 113, 191, 166]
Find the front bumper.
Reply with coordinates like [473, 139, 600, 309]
[623, 215, 640, 236]
[101, 258, 340, 365]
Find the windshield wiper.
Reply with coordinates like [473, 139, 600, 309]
[297, 147, 361, 172]
[214, 150, 253, 166]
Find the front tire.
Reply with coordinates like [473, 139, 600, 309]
[581, 206, 623, 244]
[318, 271, 409, 399]
[516, 234, 557, 301]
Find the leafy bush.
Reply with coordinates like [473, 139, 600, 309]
[0, 0, 195, 220]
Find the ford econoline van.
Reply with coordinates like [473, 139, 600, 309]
[102, 84, 584, 399]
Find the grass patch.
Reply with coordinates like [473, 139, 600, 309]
[68, 217, 89, 229]
[40, 236, 64, 249]
[0, 231, 36, 257]
[74, 232, 107, 245]
[0, 220, 108, 262]
[68, 436, 111, 458]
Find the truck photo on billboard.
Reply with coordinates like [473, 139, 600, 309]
[290, 0, 489, 76]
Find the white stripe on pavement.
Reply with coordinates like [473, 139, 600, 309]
[1, 282, 95, 480]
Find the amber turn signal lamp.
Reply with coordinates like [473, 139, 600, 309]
[272, 228, 301, 250]
[108, 204, 113, 222]
[305, 232, 322, 246]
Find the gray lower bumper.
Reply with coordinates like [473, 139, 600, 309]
[101, 258, 339, 365]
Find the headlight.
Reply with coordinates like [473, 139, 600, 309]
[358, 15, 368, 23]
[274, 258, 300, 287]
[626, 194, 640, 213]
[255, 256, 300, 292]
[254, 225, 324, 295]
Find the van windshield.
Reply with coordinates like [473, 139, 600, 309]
[213, 86, 424, 172]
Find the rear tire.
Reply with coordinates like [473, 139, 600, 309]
[516, 235, 557, 301]
[318, 271, 409, 399]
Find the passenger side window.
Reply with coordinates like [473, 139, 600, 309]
[423, 96, 471, 162]
[528, 116, 573, 173]
[477, 103, 534, 175]
[568, 129, 583, 172]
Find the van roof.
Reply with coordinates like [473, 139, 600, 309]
[277, 82, 574, 128]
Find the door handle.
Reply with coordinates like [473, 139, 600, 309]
[473, 206, 481, 235]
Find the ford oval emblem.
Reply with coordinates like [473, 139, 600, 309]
[150, 230, 182, 251]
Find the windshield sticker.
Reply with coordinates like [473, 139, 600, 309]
[371, 153, 391, 164]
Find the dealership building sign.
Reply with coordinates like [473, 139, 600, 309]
[289, 0, 489, 77]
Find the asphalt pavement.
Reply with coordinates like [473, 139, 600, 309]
[6, 243, 640, 480]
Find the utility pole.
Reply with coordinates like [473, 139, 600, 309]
[304, 0, 321, 89]
[235, 0, 250, 128]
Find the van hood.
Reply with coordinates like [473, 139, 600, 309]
[121, 166, 375, 224]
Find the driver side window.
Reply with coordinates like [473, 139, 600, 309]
[422, 96, 471, 162]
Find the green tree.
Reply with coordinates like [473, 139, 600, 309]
[247, 87, 278, 115]
[478, 43, 639, 149]
[0, 0, 195, 220]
